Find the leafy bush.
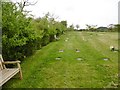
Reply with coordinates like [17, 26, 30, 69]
[2, 2, 39, 60]
[2, 2, 67, 61]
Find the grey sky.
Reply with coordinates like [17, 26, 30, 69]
[11, 0, 119, 28]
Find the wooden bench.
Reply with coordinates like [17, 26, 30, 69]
[0, 54, 22, 86]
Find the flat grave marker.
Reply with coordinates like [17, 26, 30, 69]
[76, 49, 80, 52]
[76, 57, 84, 61]
[59, 50, 64, 52]
[55, 57, 61, 60]
[103, 58, 110, 61]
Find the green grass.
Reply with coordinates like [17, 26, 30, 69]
[3, 31, 118, 88]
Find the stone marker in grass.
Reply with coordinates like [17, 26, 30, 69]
[76, 57, 84, 61]
[103, 58, 110, 61]
[59, 50, 64, 52]
[110, 46, 119, 53]
[75, 49, 80, 52]
[55, 57, 61, 60]
[76, 49, 80, 52]
[110, 46, 115, 51]
[76, 51, 80, 52]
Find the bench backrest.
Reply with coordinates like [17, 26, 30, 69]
[0, 54, 6, 70]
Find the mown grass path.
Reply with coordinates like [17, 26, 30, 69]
[4, 31, 118, 88]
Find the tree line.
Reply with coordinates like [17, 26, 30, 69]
[74, 24, 120, 32]
[2, 2, 67, 60]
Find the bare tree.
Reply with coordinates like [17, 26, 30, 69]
[17, 0, 38, 12]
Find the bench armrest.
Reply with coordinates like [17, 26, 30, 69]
[2, 61, 20, 64]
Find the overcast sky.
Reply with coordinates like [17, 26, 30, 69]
[11, 0, 119, 29]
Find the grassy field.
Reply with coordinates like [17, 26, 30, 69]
[3, 31, 118, 88]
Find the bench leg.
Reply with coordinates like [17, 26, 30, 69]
[19, 70, 22, 80]
[17, 63, 22, 80]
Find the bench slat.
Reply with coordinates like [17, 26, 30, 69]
[0, 68, 19, 86]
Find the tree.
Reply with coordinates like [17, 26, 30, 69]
[61, 21, 67, 27]
[76, 24, 79, 30]
[113, 24, 120, 32]
[16, 0, 37, 12]
[2, 1, 68, 60]
[68, 24, 74, 31]
[2, 2, 38, 60]
[86, 24, 97, 32]
[107, 24, 115, 32]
